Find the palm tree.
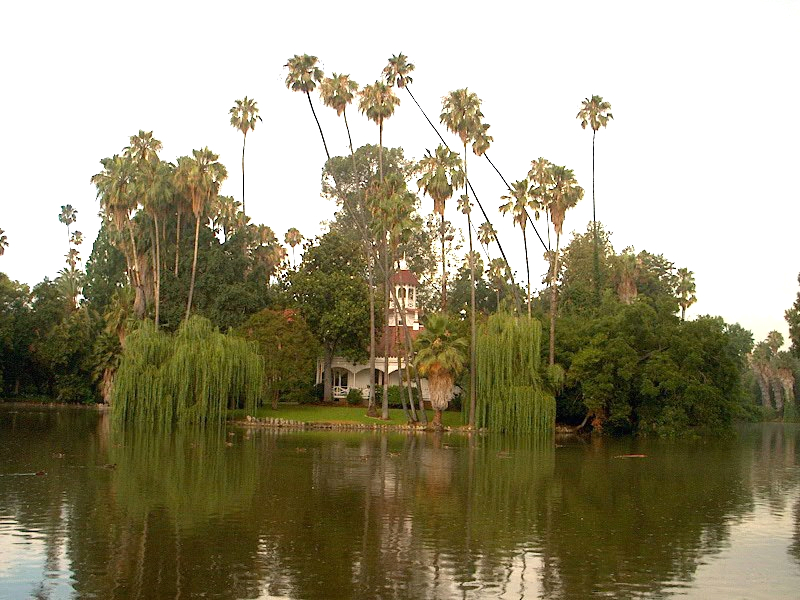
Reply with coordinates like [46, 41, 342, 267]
[0, 228, 7, 256]
[675, 267, 697, 321]
[284, 227, 303, 268]
[441, 88, 485, 428]
[319, 73, 359, 163]
[547, 165, 584, 365]
[229, 96, 262, 216]
[528, 157, 555, 249]
[577, 95, 613, 302]
[500, 179, 536, 316]
[417, 145, 464, 310]
[91, 154, 146, 317]
[488, 257, 508, 307]
[58, 204, 77, 255]
[175, 148, 227, 320]
[414, 313, 468, 428]
[358, 81, 400, 182]
[285, 54, 329, 160]
[125, 131, 165, 326]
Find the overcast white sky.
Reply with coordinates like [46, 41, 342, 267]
[1, 0, 798, 344]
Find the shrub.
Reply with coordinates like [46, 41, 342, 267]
[346, 388, 364, 405]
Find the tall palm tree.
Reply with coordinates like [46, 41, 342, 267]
[175, 148, 227, 320]
[285, 54, 329, 160]
[488, 257, 508, 308]
[125, 131, 165, 326]
[500, 179, 537, 316]
[417, 145, 464, 310]
[0, 228, 7, 256]
[414, 313, 468, 428]
[358, 81, 400, 182]
[528, 157, 555, 250]
[577, 95, 613, 302]
[284, 227, 303, 268]
[58, 204, 77, 256]
[319, 73, 359, 163]
[547, 165, 584, 365]
[229, 96, 261, 216]
[441, 88, 485, 428]
[676, 267, 697, 321]
[91, 154, 146, 317]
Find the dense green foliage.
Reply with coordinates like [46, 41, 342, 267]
[113, 316, 263, 427]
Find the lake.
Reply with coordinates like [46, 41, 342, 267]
[0, 406, 798, 599]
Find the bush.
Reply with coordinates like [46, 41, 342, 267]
[312, 383, 325, 402]
[346, 388, 364, 405]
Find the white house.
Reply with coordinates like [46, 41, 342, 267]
[316, 260, 429, 402]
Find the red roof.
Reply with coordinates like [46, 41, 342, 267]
[391, 269, 419, 286]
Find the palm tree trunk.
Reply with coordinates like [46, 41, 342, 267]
[344, 109, 356, 160]
[441, 213, 447, 310]
[306, 91, 330, 161]
[549, 234, 561, 366]
[390, 265, 418, 422]
[126, 219, 145, 318]
[241, 133, 247, 216]
[523, 229, 531, 317]
[592, 129, 600, 304]
[465, 148, 477, 429]
[382, 238, 390, 420]
[186, 214, 201, 321]
[378, 121, 384, 182]
[152, 215, 161, 328]
[174, 210, 181, 277]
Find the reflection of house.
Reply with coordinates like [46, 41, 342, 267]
[316, 260, 428, 402]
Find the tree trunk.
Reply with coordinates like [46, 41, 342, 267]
[174, 210, 181, 277]
[549, 234, 561, 366]
[523, 228, 530, 317]
[323, 349, 334, 403]
[592, 129, 601, 305]
[757, 371, 771, 408]
[307, 91, 330, 161]
[367, 252, 378, 417]
[382, 239, 390, 420]
[772, 377, 784, 412]
[441, 213, 447, 310]
[153, 213, 161, 328]
[127, 219, 145, 319]
[390, 266, 418, 423]
[241, 132, 247, 216]
[433, 408, 443, 429]
[186, 213, 201, 321]
[465, 147, 477, 429]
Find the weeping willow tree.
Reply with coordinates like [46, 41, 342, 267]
[113, 316, 263, 427]
[476, 312, 555, 435]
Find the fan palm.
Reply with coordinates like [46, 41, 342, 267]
[577, 95, 613, 302]
[547, 165, 584, 365]
[417, 145, 464, 310]
[285, 54, 329, 160]
[500, 179, 537, 316]
[441, 88, 485, 428]
[284, 227, 303, 268]
[676, 267, 697, 321]
[358, 81, 399, 182]
[0, 228, 7, 256]
[229, 96, 261, 216]
[58, 204, 77, 255]
[175, 148, 227, 320]
[414, 313, 468, 428]
[319, 73, 358, 162]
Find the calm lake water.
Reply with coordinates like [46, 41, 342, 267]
[0, 406, 798, 599]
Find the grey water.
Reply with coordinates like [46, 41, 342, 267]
[0, 405, 798, 599]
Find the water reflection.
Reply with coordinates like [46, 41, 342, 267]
[0, 408, 798, 599]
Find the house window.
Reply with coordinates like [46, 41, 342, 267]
[333, 370, 348, 388]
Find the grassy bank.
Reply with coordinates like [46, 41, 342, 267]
[229, 404, 464, 428]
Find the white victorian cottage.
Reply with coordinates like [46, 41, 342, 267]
[315, 260, 429, 402]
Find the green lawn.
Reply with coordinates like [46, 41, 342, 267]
[230, 404, 464, 428]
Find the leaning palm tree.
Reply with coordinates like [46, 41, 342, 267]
[500, 179, 537, 316]
[229, 96, 262, 216]
[414, 313, 468, 429]
[441, 88, 485, 428]
[175, 148, 227, 320]
[547, 165, 584, 365]
[284, 227, 303, 268]
[577, 95, 613, 302]
[319, 73, 359, 162]
[417, 145, 464, 310]
[0, 228, 7, 256]
[676, 267, 697, 321]
[285, 54, 329, 160]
